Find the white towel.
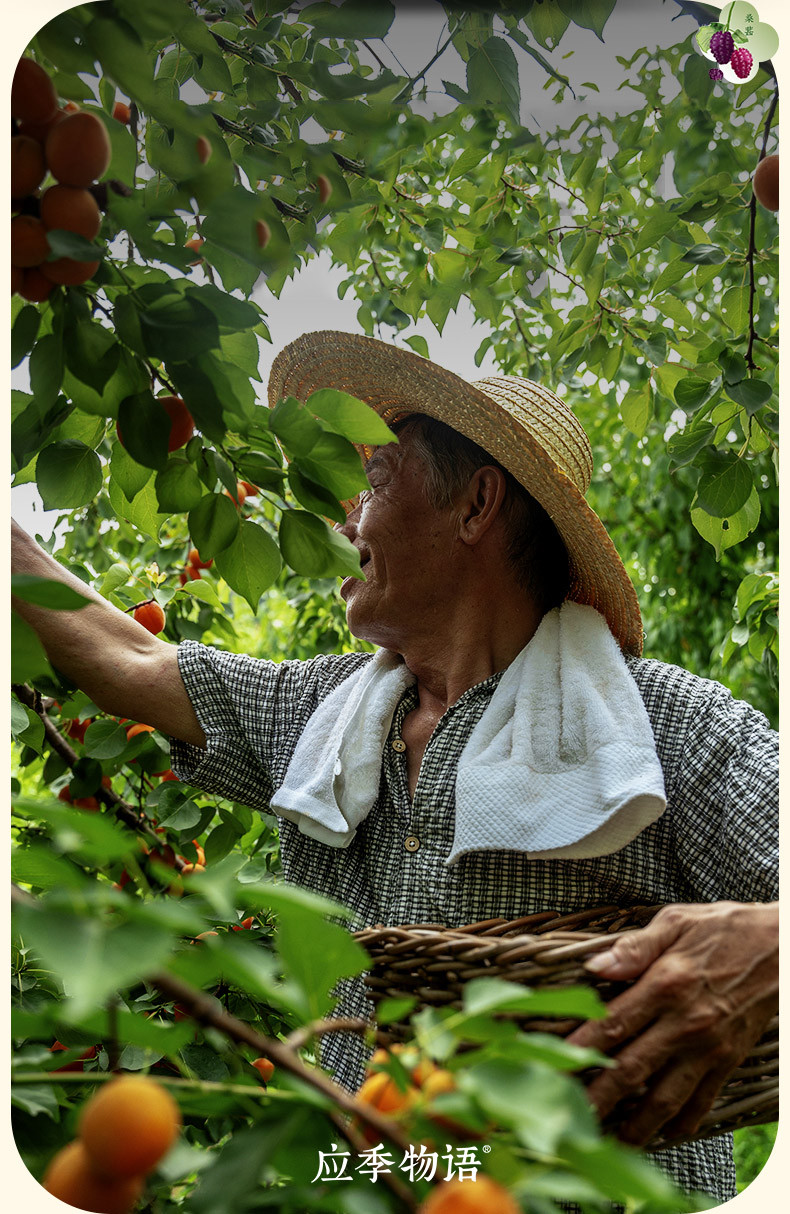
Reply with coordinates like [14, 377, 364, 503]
[271, 648, 415, 846]
[271, 602, 666, 859]
[449, 602, 666, 863]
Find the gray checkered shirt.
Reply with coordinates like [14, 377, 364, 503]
[170, 641, 778, 1206]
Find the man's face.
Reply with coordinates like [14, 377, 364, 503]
[338, 433, 457, 650]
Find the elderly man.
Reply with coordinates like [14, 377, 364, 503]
[12, 331, 778, 1208]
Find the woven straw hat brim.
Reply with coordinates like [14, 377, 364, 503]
[268, 330, 643, 656]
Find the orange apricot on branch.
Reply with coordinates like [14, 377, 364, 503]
[196, 135, 212, 164]
[754, 154, 779, 212]
[46, 110, 112, 187]
[256, 219, 271, 249]
[126, 721, 155, 739]
[317, 173, 333, 204]
[11, 215, 50, 267]
[43, 1140, 144, 1214]
[186, 236, 204, 263]
[11, 134, 46, 198]
[79, 1074, 182, 1179]
[40, 256, 100, 286]
[12, 57, 58, 126]
[418, 1174, 522, 1214]
[19, 267, 55, 303]
[132, 601, 166, 634]
[180, 862, 206, 876]
[252, 1057, 275, 1082]
[160, 395, 195, 451]
[188, 547, 213, 569]
[113, 101, 131, 125]
[40, 184, 102, 240]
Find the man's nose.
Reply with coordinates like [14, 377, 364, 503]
[333, 499, 360, 537]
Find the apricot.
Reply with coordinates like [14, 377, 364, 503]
[11, 134, 46, 198]
[239, 482, 259, 498]
[79, 1074, 181, 1179]
[43, 1140, 144, 1214]
[18, 107, 67, 145]
[180, 862, 205, 875]
[418, 1174, 522, 1214]
[232, 915, 255, 931]
[186, 236, 204, 263]
[66, 717, 90, 744]
[252, 1057, 275, 1081]
[11, 215, 50, 267]
[317, 173, 333, 203]
[41, 184, 102, 240]
[196, 135, 212, 164]
[357, 1070, 420, 1116]
[19, 266, 55, 303]
[11, 265, 24, 295]
[160, 395, 195, 451]
[132, 601, 166, 634]
[50, 1042, 98, 1073]
[188, 547, 213, 569]
[223, 482, 248, 507]
[126, 722, 155, 739]
[12, 57, 58, 126]
[40, 257, 100, 286]
[256, 219, 271, 249]
[754, 154, 779, 212]
[46, 110, 112, 187]
[113, 101, 131, 125]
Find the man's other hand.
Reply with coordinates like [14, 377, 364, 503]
[566, 900, 778, 1146]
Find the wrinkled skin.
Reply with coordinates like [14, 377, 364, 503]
[567, 900, 778, 1145]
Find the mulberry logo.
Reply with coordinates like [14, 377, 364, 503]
[693, 1, 779, 85]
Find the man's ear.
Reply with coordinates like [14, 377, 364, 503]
[455, 466, 508, 546]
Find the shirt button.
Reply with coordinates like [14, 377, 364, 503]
[391, 738, 406, 753]
[404, 834, 420, 853]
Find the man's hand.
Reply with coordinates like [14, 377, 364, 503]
[566, 901, 778, 1146]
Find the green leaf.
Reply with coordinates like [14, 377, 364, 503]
[11, 613, 55, 685]
[275, 901, 369, 1020]
[633, 331, 667, 365]
[279, 511, 363, 579]
[631, 207, 679, 254]
[109, 441, 152, 501]
[11, 305, 41, 369]
[214, 521, 282, 612]
[183, 284, 261, 332]
[724, 378, 773, 414]
[673, 376, 721, 414]
[466, 37, 521, 128]
[463, 977, 606, 1021]
[138, 292, 221, 363]
[718, 348, 748, 385]
[83, 720, 129, 760]
[155, 460, 206, 513]
[681, 243, 727, 265]
[306, 388, 397, 446]
[10, 576, 90, 611]
[63, 316, 120, 395]
[619, 382, 652, 438]
[14, 902, 175, 1020]
[721, 285, 750, 333]
[46, 229, 104, 261]
[288, 466, 346, 526]
[108, 475, 171, 540]
[188, 494, 241, 560]
[524, 0, 570, 48]
[300, 0, 395, 39]
[116, 392, 171, 472]
[29, 333, 65, 411]
[557, 0, 616, 41]
[695, 450, 754, 518]
[269, 397, 325, 458]
[666, 423, 716, 466]
[36, 441, 103, 510]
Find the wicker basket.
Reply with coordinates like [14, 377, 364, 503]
[353, 905, 778, 1151]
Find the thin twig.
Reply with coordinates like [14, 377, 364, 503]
[393, 32, 455, 103]
[285, 1017, 372, 1051]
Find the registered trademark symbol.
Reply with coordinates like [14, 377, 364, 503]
[482, 1145, 491, 1153]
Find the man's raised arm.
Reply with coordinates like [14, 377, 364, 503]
[12, 520, 206, 749]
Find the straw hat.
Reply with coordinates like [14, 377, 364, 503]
[268, 330, 643, 655]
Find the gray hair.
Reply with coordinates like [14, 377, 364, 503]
[394, 413, 570, 611]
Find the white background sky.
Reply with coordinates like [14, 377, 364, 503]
[5, 3, 787, 1212]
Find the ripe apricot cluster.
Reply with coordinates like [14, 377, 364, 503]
[12, 56, 111, 301]
[42, 1074, 181, 1213]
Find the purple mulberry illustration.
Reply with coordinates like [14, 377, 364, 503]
[710, 30, 734, 63]
[709, 67, 724, 80]
[730, 47, 753, 79]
